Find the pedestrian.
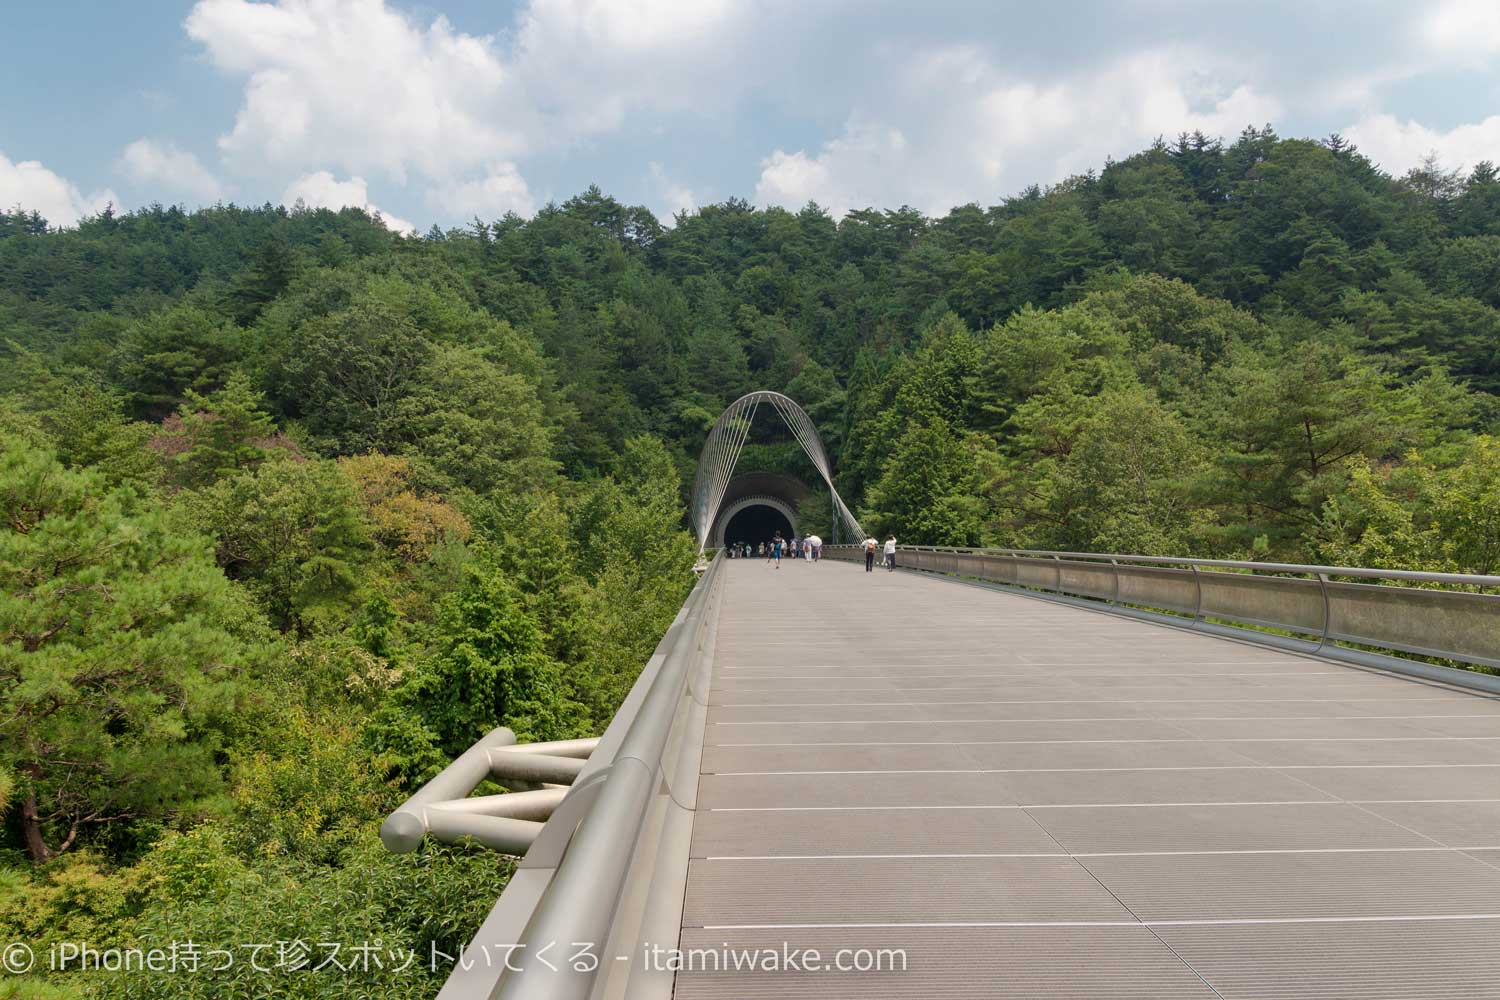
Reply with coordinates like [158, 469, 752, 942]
[863, 535, 877, 572]
[884, 535, 897, 571]
[772, 533, 784, 569]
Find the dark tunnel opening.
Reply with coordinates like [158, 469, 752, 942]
[722, 504, 795, 549]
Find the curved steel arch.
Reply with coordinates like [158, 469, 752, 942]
[689, 390, 863, 551]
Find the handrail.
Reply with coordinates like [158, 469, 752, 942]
[492, 556, 715, 999]
[876, 545, 1500, 588]
[407, 551, 723, 1000]
[824, 544, 1500, 693]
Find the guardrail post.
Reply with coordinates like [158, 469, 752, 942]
[1316, 572, 1332, 652]
[1190, 563, 1204, 625]
[1052, 554, 1062, 594]
[1110, 558, 1120, 606]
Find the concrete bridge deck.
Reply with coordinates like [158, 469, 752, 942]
[675, 558, 1500, 999]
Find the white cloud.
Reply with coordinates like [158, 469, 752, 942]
[119, 139, 224, 202]
[181, 0, 780, 223]
[1422, 0, 1500, 63]
[0, 152, 119, 227]
[167, 0, 1489, 224]
[183, 0, 751, 186]
[647, 161, 696, 222]
[757, 119, 910, 219]
[283, 170, 367, 210]
[426, 163, 534, 219]
[282, 170, 417, 234]
[186, 0, 519, 184]
[1343, 113, 1500, 176]
[507, 0, 755, 136]
[755, 46, 1282, 217]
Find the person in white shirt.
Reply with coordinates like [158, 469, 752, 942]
[863, 536, 877, 572]
[884, 536, 897, 571]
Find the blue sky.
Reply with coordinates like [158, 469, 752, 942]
[3, 0, 1500, 232]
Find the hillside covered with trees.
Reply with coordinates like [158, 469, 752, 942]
[5, 125, 1500, 997]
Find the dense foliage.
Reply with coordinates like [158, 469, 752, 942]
[5, 125, 1500, 996]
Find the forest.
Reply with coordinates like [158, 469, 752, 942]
[4, 125, 1500, 997]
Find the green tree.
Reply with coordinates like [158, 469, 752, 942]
[159, 371, 278, 489]
[1201, 342, 1466, 548]
[390, 343, 556, 494]
[481, 491, 584, 661]
[180, 459, 371, 633]
[273, 301, 433, 456]
[567, 436, 696, 721]
[1042, 390, 1212, 554]
[0, 437, 262, 862]
[1, 356, 159, 491]
[110, 303, 246, 419]
[1318, 437, 1500, 574]
[684, 321, 749, 407]
[369, 557, 587, 782]
[862, 418, 988, 545]
[229, 233, 296, 325]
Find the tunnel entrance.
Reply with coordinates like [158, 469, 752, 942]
[710, 478, 805, 549]
[722, 503, 795, 550]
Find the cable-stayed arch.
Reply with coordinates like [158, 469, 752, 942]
[689, 390, 863, 551]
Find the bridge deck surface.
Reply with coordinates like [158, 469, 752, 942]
[674, 559, 1500, 999]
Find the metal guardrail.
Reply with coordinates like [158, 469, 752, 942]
[826, 545, 1500, 693]
[383, 552, 724, 1000]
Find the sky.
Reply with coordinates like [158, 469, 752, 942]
[3, 0, 1500, 233]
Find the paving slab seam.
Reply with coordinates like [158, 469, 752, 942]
[711, 714, 1500, 725]
[714, 737, 1500, 746]
[708, 773, 1500, 779]
[707, 798, 1500, 811]
[704, 846, 1500, 859]
[708, 699, 1434, 706]
[700, 913, 1500, 929]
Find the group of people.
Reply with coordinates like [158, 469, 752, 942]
[724, 533, 824, 565]
[721, 532, 899, 573]
[864, 535, 897, 572]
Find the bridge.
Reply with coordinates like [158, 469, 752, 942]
[383, 393, 1500, 1000]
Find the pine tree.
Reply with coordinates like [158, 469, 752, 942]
[0, 436, 261, 861]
